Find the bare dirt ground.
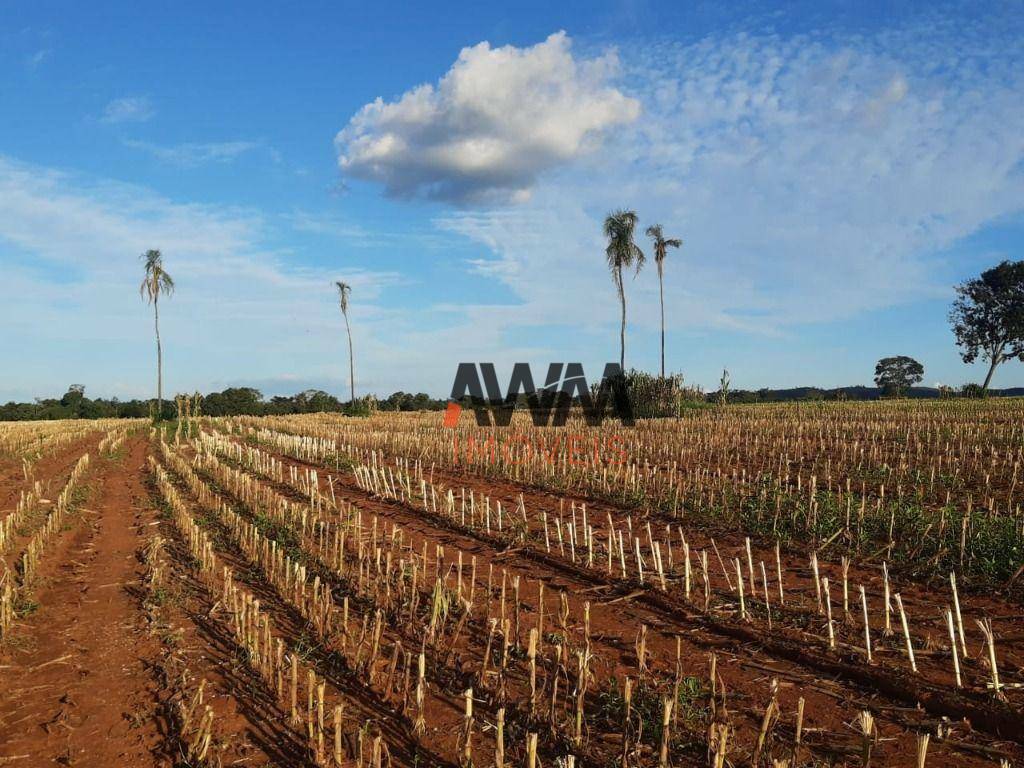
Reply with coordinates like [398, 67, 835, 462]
[0, 437, 165, 766]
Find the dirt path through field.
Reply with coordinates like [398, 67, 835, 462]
[0, 432, 100, 513]
[0, 436, 166, 767]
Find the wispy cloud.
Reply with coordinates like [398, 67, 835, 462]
[288, 210, 456, 251]
[123, 139, 260, 167]
[288, 210, 389, 245]
[0, 153, 553, 399]
[0, 155, 404, 400]
[26, 48, 51, 70]
[100, 96, 155, 124]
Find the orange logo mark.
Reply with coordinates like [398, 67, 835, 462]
[443, 402, 462, 428]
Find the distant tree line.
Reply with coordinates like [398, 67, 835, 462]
[0, 384, 154, 421]
[7, 377, 1024, 422]
[0, 386, 448, 422]
[704, 384, 1024, 404]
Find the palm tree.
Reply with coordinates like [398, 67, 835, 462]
[604, 210, 645, 371]
[335, 281, 355, 404]
[139, 249, 174, 420]
[645, 224, 682, 377]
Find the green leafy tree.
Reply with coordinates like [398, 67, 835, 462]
[645, 224, 682, 377]
[604, 210, 645, 371]
[60, 384, 86, 415]
[335, 281, 355, 404]
[960, 383, 987, 399]
[295, 389, 343, 413]
[139, 250, 174, 419]
[203, 387, 264, 416]
[874, 356, 924, 397]
[950, 260, 1024, 392]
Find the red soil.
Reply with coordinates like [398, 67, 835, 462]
[0, 437, 164, 765]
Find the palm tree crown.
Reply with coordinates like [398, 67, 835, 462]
[645, 224, 682, 275]
[140, 249, 174, 303]
[335, 281, 351, 314]
[604, 210, 645, 288]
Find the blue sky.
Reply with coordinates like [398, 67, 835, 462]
[2, 1, 1023, 402]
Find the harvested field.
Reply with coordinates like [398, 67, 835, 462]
[2, 402, 1023, 767]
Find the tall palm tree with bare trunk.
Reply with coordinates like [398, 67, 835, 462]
[645, 224, 682, 377]
[335, 281, 355, 404]
[604, 210, 645, 371]
[140, 249, 174, 420]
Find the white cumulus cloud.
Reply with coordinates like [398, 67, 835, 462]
[335, 31, 640, 204]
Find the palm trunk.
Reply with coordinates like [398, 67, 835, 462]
[618, 266, 626, 372]
[154, 296, 163, 420]
[658, 265, 665, 378]
[344, 312, 355, 404]
[982, 351, 1002, 393]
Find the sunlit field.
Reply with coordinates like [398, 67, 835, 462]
[2, 400, 1023, 766]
